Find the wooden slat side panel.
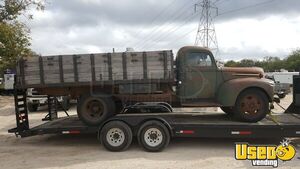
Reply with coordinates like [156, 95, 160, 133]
[62, 55, 75, 83]
[126, 52, 144, 80]
[147, 51, 164, 79]
[23, 56, 41, 85]
[42, 56, 60, 84]
[94, 54, 109, 81]
[20, 50, 174, 87]
[111, 53, 123, 80]
[76, 54, 92, 82]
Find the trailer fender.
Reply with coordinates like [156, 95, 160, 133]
[217, 78, 274, 107]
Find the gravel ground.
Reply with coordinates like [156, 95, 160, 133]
[0, 94, 299, 169]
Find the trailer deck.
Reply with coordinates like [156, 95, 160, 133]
[9, 112, 300, 139]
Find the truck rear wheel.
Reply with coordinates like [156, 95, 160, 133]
[77, 94, 116, 126]
[100, 121, 132, 152]
[233, 89, 269, 122]
[138, 120, 170, 152]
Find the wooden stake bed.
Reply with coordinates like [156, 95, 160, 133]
[16, 50, 174, 88]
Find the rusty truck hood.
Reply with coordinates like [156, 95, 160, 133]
[220, 67, 264, 80]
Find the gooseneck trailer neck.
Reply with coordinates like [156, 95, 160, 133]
[8, 76, 300, 152]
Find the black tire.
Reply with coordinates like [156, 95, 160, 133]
[100, 121, 132, 152]
[233, 89, 269, 122]
[28, 103, 39, 112]
[220, 107, 234, 116]
[138, 120, 170, 152]
[77, 94, 116, 126]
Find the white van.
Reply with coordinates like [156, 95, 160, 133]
[4, 73, 14, 90]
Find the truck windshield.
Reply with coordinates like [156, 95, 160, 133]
[186, 52, 212, 67]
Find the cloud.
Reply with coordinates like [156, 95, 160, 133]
[27, 0, 300, 61]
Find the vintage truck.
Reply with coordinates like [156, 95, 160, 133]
[15, 46, 274, 125]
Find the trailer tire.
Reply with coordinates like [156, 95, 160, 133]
[77, 94, 116, 126]
[233, 89, 269, 122]
[138, 120, 170, 152]
[28, 103, 39, 112]
[100, 121, 132, 152]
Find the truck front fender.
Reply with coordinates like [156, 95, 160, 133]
[217, 78, 274, 107]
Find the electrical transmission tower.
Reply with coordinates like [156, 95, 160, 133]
[194, 0, 218, 52]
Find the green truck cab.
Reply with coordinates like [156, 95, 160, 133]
[176, 46, 274, 122]
[16, 46, 274, 125]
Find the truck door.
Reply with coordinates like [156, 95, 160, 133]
[178, 51, 217, 102]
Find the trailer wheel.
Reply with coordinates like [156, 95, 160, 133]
[77, 94, 116, 126]
[28, 103, 39, 112]
[100, 121, 132, 152]
[233, 89, 269, 122]
[220, 107, 234, 116]
[138, 120, 170, 152]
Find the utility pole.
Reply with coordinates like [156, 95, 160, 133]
[194, 0, 218, 52]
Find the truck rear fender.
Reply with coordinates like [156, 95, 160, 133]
[217, 78, 274, 107]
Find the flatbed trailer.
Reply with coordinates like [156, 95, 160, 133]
[8, 111, 300, 152]
[8, 75, 300, 152]
[10, 113, 300, 138]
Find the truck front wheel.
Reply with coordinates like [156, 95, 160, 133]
[77, 94, 116, 126]
[233, 89, 269, 122]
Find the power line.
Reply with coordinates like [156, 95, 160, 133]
[140, 12, 198, 49]
[167, 24, 199, 47]
[218, 0, 278, 16]
[213, 0, 227, 5]
[136, 1, 194, 49]
[213, 0, 223, 4]
[128, 0, 179, 47]
[147, 0, 179, 26]
[136, 1, 193, 48]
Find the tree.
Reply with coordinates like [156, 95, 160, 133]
[0, 22, 32, 71]
[225, 60, 238, 67]
[285, 49, 300, 71]
[0, 0, 44, 73]
[0, 0, 44, 22]
[239, 59, 256, 67]
[224, 49, 300, 72]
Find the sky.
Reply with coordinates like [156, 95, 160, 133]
[26, 0, 300, 61]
